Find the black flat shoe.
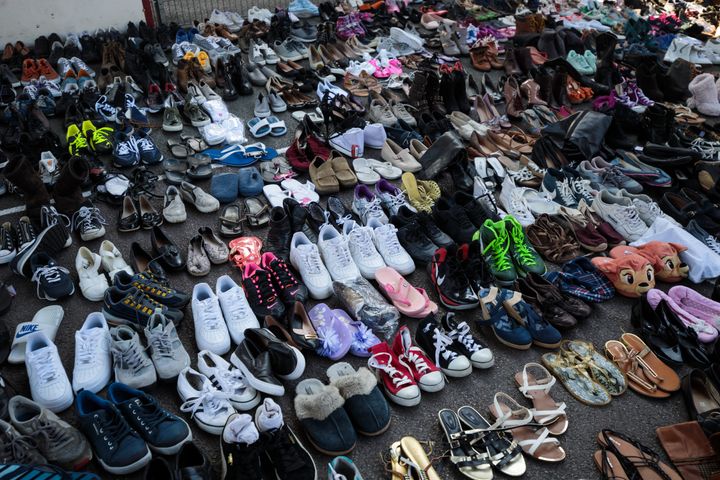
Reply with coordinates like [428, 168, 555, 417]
[118, 195, 140, 232]
[151, 226, 185, 271]
[130, 241, 168, 286]
[138, 194, 163, 229]
[655, 298, 711, 368]
[630, 295, 683, 367]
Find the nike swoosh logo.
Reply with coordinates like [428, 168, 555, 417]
[15, 325, 39, 338]
[437, 274, 445, 285]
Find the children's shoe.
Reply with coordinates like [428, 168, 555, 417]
[367, 342, 420, 406]
[391, 325, 444, 392]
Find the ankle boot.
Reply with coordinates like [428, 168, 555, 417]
[636, 60, 664, 101]
[688, 73, 720, 117]
[5, 154, 51, 221]
[538, 31, 561, 60]
[503, 48, 522, 75]
[408, 71, 429, 112]
[549, 70, 568, 109]
[453, 70, 471, 114]
[594, 32, 617, 87]
[426, 71, 445, 114]
[440, 73, 459, 113]
[54, 156, 89, 215]
[514, 47, 534, 76]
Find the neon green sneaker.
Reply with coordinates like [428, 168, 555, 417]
[475, 219, 517, 286]
[504, 215, 546, 276]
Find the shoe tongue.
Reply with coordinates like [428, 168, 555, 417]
[223, 414, 259, 445]
[256, 398, 283, 432]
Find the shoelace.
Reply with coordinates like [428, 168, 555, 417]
[147, 327, 174, 358]
[384, 191, 408, 214]
[375, 224, 403, 256]
[298, 245, 324, 274]
[32, 350, 61, 384]
[75, 330, 103, 365]
[2, 432, 37, 463]
[223, 288, 252, 321]
[368, 353, 412, 388]
[507, 190, 532, 220]
[510, 220, 538, 267]
[631, 198, 661, 221]
[116, 136, 138, 156]
[248, 272, 278, 305]
[432, 329, 458, 368]
[35, 418, 74, 449]
[31, 265, 70, 297]
[348, 226, 378, 257]
[216, 367, 249, 394]
[483, 225, 513, 272]
[451, 321, 482, 353]
[618, 205, 646, 232]
[70, 132, 89, 151]
[92, 126, 113, 146]
[200, 299, 224, 330]
[509, 167, 535, 182]
[570, 178, 595, 202]
[705, 235, 720, 255]
[359, 197, 384, 220]
[404, 346, 432, 375]
[180, 385, 231, 418]
[269, 259, 298, 290]
[113, 342, 152, 375]
[71, 206, 107, 233]
[0, 225, 11, 250]
[326, 238, 354, 269]
[136, 136, 155, 152]
[556, 180, 576, 206]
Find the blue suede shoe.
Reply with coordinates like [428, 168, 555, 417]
[294, 379, 356, 455]
[476, 287, 532, 350]
[327, 362, 391, 436]
[515, 300, 562, 349]
[238, 167, 264, 197]
[210, 173, 239, 203]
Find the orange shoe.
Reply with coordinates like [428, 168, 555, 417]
[36, 59, 59, 83]
[21, 58, 39, 85]
[228, 237, 263, 269]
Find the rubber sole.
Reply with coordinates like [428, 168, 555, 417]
[11, 224, 68, 277]
[230, 352, 285, 396]
[148, 422, 192, 455]
[98, 447, 152, 475]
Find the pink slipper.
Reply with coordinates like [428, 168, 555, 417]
[375, 267, 428, 317]
[668, 286, 720, 331]
[646, 288, 718, 343]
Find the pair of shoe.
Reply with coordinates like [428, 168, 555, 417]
[309, 152, 358, 194]
[518, 272, 592, 329]
[428, 243, 490, 310]
[187, 226, 229, 276]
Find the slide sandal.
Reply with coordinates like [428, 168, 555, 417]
[9, 306, 64, 364]
[438, 408, 493, 480]
[375, 267, 427, 317]
[352, 158, 381, 184]
[248, 117, 271, 138]
[204, 143, 278, 167]
[280, 179, 319, 205]
[292, 108, 324, 124]
[167, 139, 191, 158]
[267, 116, 287, 136]
[263, 184, 291, 208]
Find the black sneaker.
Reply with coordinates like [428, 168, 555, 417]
[10, 223, 68, 277]
[175, 442, 212, 479]
[415, 315, 472, 378]
[15, 216, 35, 251]
[107, 382, 191, 455]
[241, 263, 286, 318]
[394, 205, 454, 248]
[454, 191, 493, 228]
[40, 206, 72, 248]
[260, 252, 308, 304]
[440, 312, 494, 369]
[456, 242, 493, 293]
[432, 197, 477, 244]
[266, 207, 292, 259]
[283, 198, 317, 244]
[102, 286, 184, 328]
[30, 252, 74, 301]
[0, 222, 16, 265]
[391, 212, 438, 265]
[112, 270, 190, 309]
[75, 390, 151, 475]
[221, 413, 263, 480]
[71, 202, 107, 241]
[427, 247, 479, 310]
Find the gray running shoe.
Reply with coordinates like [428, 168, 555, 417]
[273, 39, 304, 62]
[8, 395, 92, 470]
[110, 325, 157, 389]
[254, 92, 271, 118]
[144, 310, 190, 381]
[0, 419, 47, 465]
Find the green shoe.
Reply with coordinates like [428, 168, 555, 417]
[475, 219, 517, 286]
[504, 215, 546, 276]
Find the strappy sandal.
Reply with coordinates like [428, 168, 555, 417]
[597, 430, 682, 480]
[514, 363, 568, 435]
[438, 409, 493, 479]
[487, 393, 566, 463]
[561, 340, 627, 397]
[399, 436, 442, 480]
[243, 196, 270, 227]
[526, 214, 582, 263]
[541, 351, 612, 406]
[619, 333, 680, 393]
[668, 104, 706, 125]
[457, 405, 526, 477]
[219, 204, 244, 238]
[227, 236, 262, 269]
[167, 139, 191, 158]
[605, 340, 669, 399]
[594, 447, 631, 480]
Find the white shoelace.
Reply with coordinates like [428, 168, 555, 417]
[326, 238, 353, 269]
[509, 167, 535, 182]
[31, 265, 70, 297]
[113, 343, 151, 375]
[571, 178, 595, 202]
[216, 368, 249, 394]
[76, 331, 102, 365]
[72, 207, 107, 233]
[383, 192, 408, 214]
[359, 197, 384, 220]
[432, 330, 457, 368]
[33, 350, 60, 383]
[404, 347, 432, 375]
[556, 180, 576, 206]
[116, 136, 138, 156]
[619, 205, 646, 231]
[368, 353, 412, 388]
[452, 322, 480, 353]
[348, 227, 377, 257]
[200, 300, 224, 331]
[180, 386, 231, 418]
[706, 235, 720, 255]
[223, 289, 251, 321]
[375, 224, 402, 256]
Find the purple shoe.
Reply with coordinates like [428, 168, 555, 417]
[647, 288, 718, 343]
[332, 308, 381, 357]
[668, 285, 720, 330]
[375, 179, 414, 217]
[307, 303, 352, 360]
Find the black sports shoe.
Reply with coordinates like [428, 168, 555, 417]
[102, 286, 184, 328]
[221, 413, 263, 480]
[391, 212, 438, 265]
[432, 197, 477, 244]
[415, 314, 472, 377]
[242, 263, 286, 318]
[440, 312, 494, 369]
[456, 242, 493, 293]
[30, 252, 74, 301]
[427, 247, 479, 310]
[40, 206, 72, 248]
[15, 216, 35, 251]
[266, 207, 292, 259]
[10, 223, 67, 277]
[454, 191, 493, 228]
[283, 198, 317, 244]
[395, 206, 454, 248]
[0, 222, 16, 265]
[257, 402, 317, 480]
[112, 270, 190, 309]
[261, 252, 308, 304]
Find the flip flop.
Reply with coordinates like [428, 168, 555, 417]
[351, 158, 381, 184]
[262, 184, 291, 208]
[204, 143, 278, 167]
[375, 267, 428, 317]
[219, 204, 245, 238]
[248, 117, 271, 138]
[167, 139, 191, 158]
[541, 352, 611, 407]
[266, 116, 287, 136]
[163, 158, 188, 185]
[291, 108, 324, 124]
[561, 340, 627, 396]
[180, 134, 207, 152]
[9, 306, 64, 364]
[280, 179, 319, 204]
[243, 196, 271, 227]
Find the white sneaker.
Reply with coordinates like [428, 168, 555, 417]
[342, 220, 386, 280]
[178, 367, 236, 435]
[216, 275, 259, 344]
[144, 310, 190, 381]
[111, 325, 157, 389]
[25, 331, 73, 412]
[72, 312, 111, 394]
[99, 240, 133, 280]
[318, 224, 361, 282]
[75, 246, 109, 302]
[192, 283, 231, 355]
[209, 9, 237, 30]
[367, 217, 415, 275]
[197, 350, 261, 411]
[328, 127, 364, 157]
[618, 189, 679, 227]
[592, 190, 649, 242]
[289, 232, 333, 299]
[499, 176, 535, 227]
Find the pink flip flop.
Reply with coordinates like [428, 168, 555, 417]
[375, 267, 428, 318]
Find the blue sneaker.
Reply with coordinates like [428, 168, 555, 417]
[515, 300, 562, 349]
[134, 129, 163, 165]
[106, 383, 192, 455]
[75, 390, 151, 475]
[175, 28, 189, 44]
[112, 131, 140, 168]
[0, 464, 99, 479]
[476, 287, 532, 350]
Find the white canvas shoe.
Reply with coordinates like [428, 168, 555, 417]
[177, 367, 235, 435]
[72, 312, 111, 394]
[197, 350, 261, 411]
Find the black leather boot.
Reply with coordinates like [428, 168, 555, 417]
[408, 71, 429, 112]
[503, 47, 522, 75]
[595, 32, 617, 87]
[636, 60, 665, 101]
[53, 156, 89, 215]
[440, 73, 458, 113]
[549, 69, 568, 109]
[426, 72, 446, 114]
[453, 70, 470, 114]
[514, 47, 534, 76]
[643, 104, 673, 145]
[531, 67, 553, 103]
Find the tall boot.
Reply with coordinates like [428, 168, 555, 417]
[643, 104, 673, 144]
[515, 47, 534, 76]
[531, 67, 553, 103]
[4, 155, 51, 221]
[550, 70, 568, 109]
[440, 73, 458, 113]
[503, 47, 522, 75]
[595, 32, 617, 87]
[408, 71, 429, 113]
[53, 156, 89, 216]
[453, 70, 471, 114]
[426, 72, 445, 114]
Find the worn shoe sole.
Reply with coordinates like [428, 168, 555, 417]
[10, 224, 68, 277]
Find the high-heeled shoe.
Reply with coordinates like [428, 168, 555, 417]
[520, 79, 547, 106]
[502, 75, 525, 118]
[474, 93, 510, 128]
[481, 73, 503, 103]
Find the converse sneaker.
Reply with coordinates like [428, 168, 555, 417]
[71, 202, 107, 241]
[144, 310, 190, 381]
[110, 325, 157, 389]
[414, 315, 472, 378]
[391, 326, 445, 392]
[8, 395, 92, 470]
[289, 232, 333, 299]
[0, 223, 16, 265]
[440, 312, 494, 369]
[191, 283, 232, 355]
[368, 217, 415, 276]
[30, 252, 75, 301]
[216, 275, 259, 344]
[38, 207, 71, 250]
[24, 331, 73, 413]
[15, 216, 35, 251]
[318, 224, 361, 281]
[343, 219, 387, 280]
[367, 342, 420, 406]
[177, 367, 235, 435]
[221, 414, 263, 480]
[72, 312, 112, 394]
[197, 350, 261, 411]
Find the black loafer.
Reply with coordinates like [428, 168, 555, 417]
[151, 226, 185, 270]
[682, 369, 720, 420]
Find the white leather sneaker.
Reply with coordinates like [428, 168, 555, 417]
[343, 220, 386, 280]
[26, 331, 73, 412]
[367, 217, 415, 276]
[75, 246, 109, 302]
[192, 283, 231, 355]
[289, 232, 333, 299]
[318, 224, 361, 282]
[72, 312, 111, 394]
[216, 275, 259, 344]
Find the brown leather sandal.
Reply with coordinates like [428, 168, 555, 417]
[620, 333, 681, 393]
[605, 340, 670, 399]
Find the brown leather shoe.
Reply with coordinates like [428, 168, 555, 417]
[189, 58, 216, 88]
[470, 46, 491, 71]
[525, 272, 591, 319]
[309, 156, 340, 194]
[517, 275, 578, 329]
[176, 59, 192, 93]
[526, 214, 582, 263]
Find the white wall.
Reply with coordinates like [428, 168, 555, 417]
[0, 0, 146, 46]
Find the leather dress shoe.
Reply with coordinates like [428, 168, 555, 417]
[130, 242, 168, 286]
[265, 302, 320, 351]
[661, 191, 720, 232]
[151, 226, 185, 270]
[517, 276, 577, 329]
[630, 295, 684, 367]
[118, 195, 140, 232]
[680, 187, 720, 224]
[176, 442, 213, 480]
[696, 161, 720, 195]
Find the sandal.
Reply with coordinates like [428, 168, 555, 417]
[163, 158, 188, 185]
[597, 430, 682, 480]
[399, 436, 441, 480]
[438, 409, 493, 480]
[561, 340, 627, 396]
[487, 393, 566, 463]
[605, 340, 669, 399]
[620, 333, 681, 393]
[167, 139, 191, 158]
[227, 236, 262, 269]
[594, 448, 631, 480]
[180, 134, 207, 153]
[266, 116, 287, 136]
[248, 116, 271, 138]
[219, 204, 244, 237]
[375, 267, 433, 318]
[187, 155, 213, 181]
[243, 196, 270, 227]
[541, 352, 612, 406]
[514, 363, 568, 435]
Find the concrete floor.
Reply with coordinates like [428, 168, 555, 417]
[0, 62, 702, 480]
